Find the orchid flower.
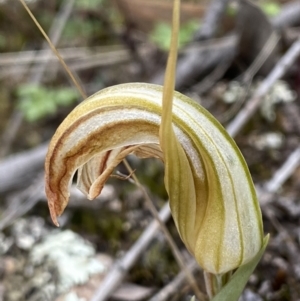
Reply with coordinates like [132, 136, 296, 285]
[45, 0, 267, 298]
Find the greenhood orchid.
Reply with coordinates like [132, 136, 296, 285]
[45, 81, 263, 274]
[45, 0, 266, 293]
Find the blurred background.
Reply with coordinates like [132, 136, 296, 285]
[0, 0, 300, 300]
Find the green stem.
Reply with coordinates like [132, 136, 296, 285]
[204, 271, 232, 299]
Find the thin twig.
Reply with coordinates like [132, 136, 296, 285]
[0, 53, 129, 80]
[149, 259, 199, 301]
[0, 175, 44, 230]
[227, 38, 300, 137]
[241, 32, 280, 84]
[257, 147, 300, 281]
[0, 142, 48, 193]
[192, 60, 231, 94]
[0, 45, 124, 65]
[90, 203, 172, 301]
[264, 146, 300, 194]
[256, 147, 300, 208]
[219, 31, 280, 123]
[0, 46, 153, 80]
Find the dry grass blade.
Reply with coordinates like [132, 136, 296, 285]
[18, 0, 86, 99]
